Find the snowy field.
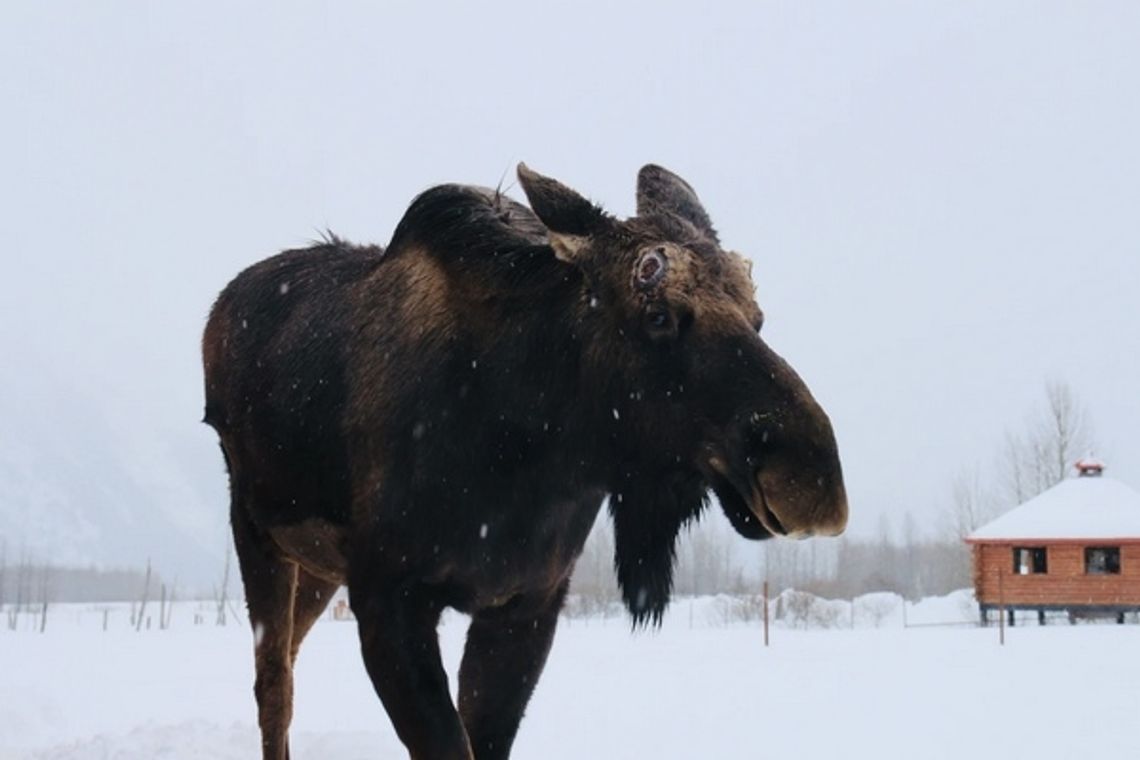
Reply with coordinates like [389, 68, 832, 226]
[3, 596, 1138, 760]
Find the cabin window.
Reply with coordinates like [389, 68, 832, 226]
[1085, 547, 1121, 575]
[1012, 547, 1047, 575]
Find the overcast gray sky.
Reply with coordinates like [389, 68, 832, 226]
[2, 2, 1138, 574]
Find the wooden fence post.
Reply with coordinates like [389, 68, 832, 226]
[763, 580, 770, 648]
[998, 567, 1005, 646]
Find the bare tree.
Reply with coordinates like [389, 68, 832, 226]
[932, 379, 1098, 598]
[1042, 380, 1090, 483]
[568, 514, 620, 614]
[1001, 431, 1031, 505]
[676, 516, 744, 595]
[1000, 380, 1094, 505]
[947, 381, 1092, 543]
[901, 511, 921, 600]
[944, 466, 997, 541]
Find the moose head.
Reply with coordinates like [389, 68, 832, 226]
[517, 163, 848, 621]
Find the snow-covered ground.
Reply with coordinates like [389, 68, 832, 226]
[3, 595, 1138, 759]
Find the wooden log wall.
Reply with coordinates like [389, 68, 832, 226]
[972, 541, 1140, 606]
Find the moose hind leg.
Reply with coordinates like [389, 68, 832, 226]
[458, 583, 568, 760]
[290, 569, 338, 664]
[232, 506, 300, 760]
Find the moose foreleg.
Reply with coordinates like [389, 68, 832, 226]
[350, 581, 473, 760]
[457, 583, 568, 760]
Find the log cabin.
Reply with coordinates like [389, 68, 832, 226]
[967, 459, 1140, 625]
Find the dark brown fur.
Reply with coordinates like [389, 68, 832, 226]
[203, 165, 847, 759]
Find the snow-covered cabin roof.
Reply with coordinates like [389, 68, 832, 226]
[967, 475, 1140, 542]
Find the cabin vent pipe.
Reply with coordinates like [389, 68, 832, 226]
[1075, 457, 1105, 478]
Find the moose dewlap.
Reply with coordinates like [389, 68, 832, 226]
[202, 163, 847, 760]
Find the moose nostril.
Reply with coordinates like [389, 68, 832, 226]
[748, 411, 774, 434]
[748, 421, 770, 446]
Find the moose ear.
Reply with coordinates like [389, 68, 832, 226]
[517, 163, 609, 263]
[636, 164, 718, 242]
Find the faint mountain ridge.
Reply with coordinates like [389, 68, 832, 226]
[0, 341, 224, 590]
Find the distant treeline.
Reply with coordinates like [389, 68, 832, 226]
[3, 528, 970, 609]
[764, 536, 970, 601]
[0, 558, 163, 604]
[569, 514, 972, 606]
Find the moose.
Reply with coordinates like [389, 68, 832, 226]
[202, 163, 847, 759]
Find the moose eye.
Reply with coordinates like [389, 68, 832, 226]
[644, 305, 676, 342]
[634, 247, 668, 291]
